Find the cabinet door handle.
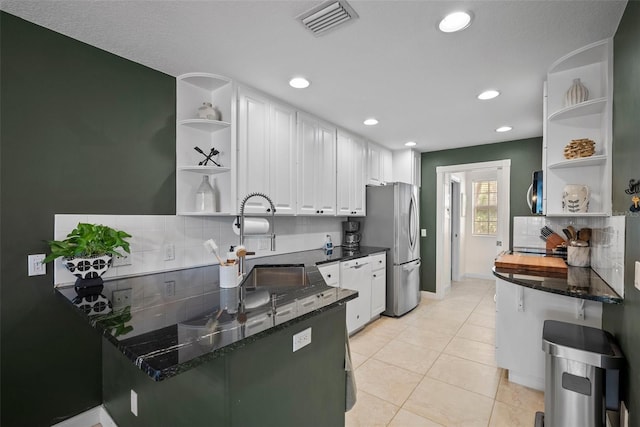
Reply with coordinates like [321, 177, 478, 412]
[320, 210, 324, 214]
[373, 274, 377, 278]
[327, 274, 331, 278]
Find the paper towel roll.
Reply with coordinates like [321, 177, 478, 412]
[232, 218, 270, 235]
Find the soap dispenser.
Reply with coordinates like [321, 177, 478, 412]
[325, 235, 333, 250]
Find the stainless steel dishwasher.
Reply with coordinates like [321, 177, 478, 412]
[340, 257, 372, 334]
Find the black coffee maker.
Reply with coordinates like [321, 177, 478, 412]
[342, 221, 360, 250]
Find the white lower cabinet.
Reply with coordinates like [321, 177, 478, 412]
[317, 262, 340, 287]
[337, 252, 387, 335]
[370, 253, 386, 316]
[495, 277, 602, 391]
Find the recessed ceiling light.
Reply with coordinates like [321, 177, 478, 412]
[364, 118, 378, 126]
[405, 141, 417, 147]
[496, 126, 513, 133]
[289, 77, 310, 89]
[438, 11, 472, 33]
[478, 90, 500, 100]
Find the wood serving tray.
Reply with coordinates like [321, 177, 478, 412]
[495, 253, 568, 274]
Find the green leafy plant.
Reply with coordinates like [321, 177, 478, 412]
[43, 223, 132, 263]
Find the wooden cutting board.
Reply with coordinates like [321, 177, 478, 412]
[495, 253, 568, 274]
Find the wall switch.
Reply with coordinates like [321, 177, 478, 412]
[421, 229, 427, 237]
[293, 327, 312, 352]
[113, 289, 132, 309]
[164, 280, 175, 297]
[164, 243, 175, 261]
[28, 254, 46, 276]
[112, 254, 131, 267]
[635, 261, 640, 291]
[130, 389, 138, 416]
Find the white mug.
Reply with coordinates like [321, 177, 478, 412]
[562, 184, 590, 213]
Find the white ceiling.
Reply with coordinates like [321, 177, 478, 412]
[1, 0, 627, 152]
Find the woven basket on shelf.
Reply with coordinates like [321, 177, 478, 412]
[563, 138, 595, 159]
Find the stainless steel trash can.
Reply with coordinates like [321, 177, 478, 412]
[538, 320, 624, 427]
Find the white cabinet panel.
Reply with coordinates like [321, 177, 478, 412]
[370, 252, 386, 316]
[237, 86, 296, 214]
[368, 142, 393, 186]
[297, 113, 336, 215]
[318, 262, 340, 287]
[337, 131, 366, 216]
[341, 257, 372, 334]
[392, 149, 421, 187]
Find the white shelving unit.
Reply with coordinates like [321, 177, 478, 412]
[176, 73, 236, 216]
[544, 39, 613, 216]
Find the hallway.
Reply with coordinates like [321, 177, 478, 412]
[346, 278, 544, 426]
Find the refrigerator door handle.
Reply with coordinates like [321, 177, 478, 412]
[402, 260, 421, 271]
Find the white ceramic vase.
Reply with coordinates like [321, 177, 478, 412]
[565, 78, 589, 107]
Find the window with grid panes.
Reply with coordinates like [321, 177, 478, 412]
[472, 180, 497, 235]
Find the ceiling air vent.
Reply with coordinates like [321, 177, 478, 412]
[297, 0, 359, 37]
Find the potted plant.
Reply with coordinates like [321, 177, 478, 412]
[44, 223, 131, 295]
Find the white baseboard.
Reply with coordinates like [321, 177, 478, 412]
[51, 405, 117, 427]
[463, 273, 495, 281]
[420, 290, 440, 300]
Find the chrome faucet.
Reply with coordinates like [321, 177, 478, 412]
[237, 192, 276, 276]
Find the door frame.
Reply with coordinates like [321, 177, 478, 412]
[450, 178, 462, 282]
[434, 160, 511, 299]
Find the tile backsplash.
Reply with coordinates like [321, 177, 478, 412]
[513, 216, 625, 297]
[53, 214, 344, 286]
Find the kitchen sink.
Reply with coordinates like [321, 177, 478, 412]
[243, 265, 308, 289]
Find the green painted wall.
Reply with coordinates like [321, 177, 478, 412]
[0, 12, 176, 426]
[419, 137, 543, 292]
[603, 0, 640, 421]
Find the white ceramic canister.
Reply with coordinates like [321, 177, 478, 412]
[562, 184, 590, 213]
[567, 246, 590, 267]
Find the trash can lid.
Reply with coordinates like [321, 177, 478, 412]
[542, 320, 624, 369]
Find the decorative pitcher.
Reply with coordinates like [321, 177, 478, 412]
[562, 184, 590, 213]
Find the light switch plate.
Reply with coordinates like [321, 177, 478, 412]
[421, 229, 427, 237]
[634, 261, 640, 291]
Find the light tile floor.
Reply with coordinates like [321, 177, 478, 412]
[345, 278, 544, 427]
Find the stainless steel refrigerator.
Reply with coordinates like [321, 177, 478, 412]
[359, 182, 421, 316]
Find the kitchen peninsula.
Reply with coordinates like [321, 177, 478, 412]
[56, 247, 386, 427]
[493, 251, 622, 391]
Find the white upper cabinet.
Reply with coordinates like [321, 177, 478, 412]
[367, 142, 393, 186]
[337, 130, 366, 216]
[176, 73, 235, 216]
[392, 149, 421, 187]
[544, 38, 613, 216]
[237, 86, 296, 215]
[297, 113, 337, 215]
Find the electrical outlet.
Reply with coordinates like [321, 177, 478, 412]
[164, 243, 175, 261]
[293, 327, 312, 352]
[635, 261, 640, 291]
[112, 254, 131, 267]
[165, 280, 175, 297]
[258, 238, 269, 251]
[131, 389, 138, 416]
[27, 254, 46, 276]
[113, 289, 132, 309]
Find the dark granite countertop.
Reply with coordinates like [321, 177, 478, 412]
[493, 251, 622, 304]
[56, 246, 387, 381]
